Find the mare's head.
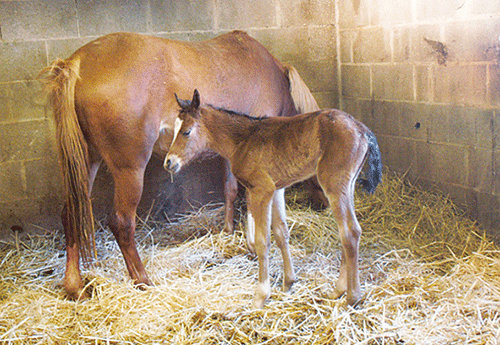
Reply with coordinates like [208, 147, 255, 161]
[164, 89, 206, 174]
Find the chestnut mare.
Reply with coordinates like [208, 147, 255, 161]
[166, 90, 382, 307]
[41, 31, 319, 299]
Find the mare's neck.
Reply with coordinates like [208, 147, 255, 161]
[201, 108, 255, 159]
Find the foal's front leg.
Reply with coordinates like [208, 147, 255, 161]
[271, 189, 296, 292]
[247, 187, 274, 308]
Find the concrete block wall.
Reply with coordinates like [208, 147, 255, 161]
[337, 0, 500, 239]
[0, 0, 337, 236]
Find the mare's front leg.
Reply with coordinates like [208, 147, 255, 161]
[246, 186, 274, 308]
[271, 189, 296, 291]
[108, 166, 152, 288]
[222, 160, 238, 234]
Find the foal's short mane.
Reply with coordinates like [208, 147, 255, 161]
[207, 104, 267, 121]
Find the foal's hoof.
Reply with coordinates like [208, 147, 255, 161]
[283, 276, 297, 292]
[345, 293, 364, 307]
[222, 224, 234, 235]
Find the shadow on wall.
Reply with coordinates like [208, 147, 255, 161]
[89, 154, 227, 225]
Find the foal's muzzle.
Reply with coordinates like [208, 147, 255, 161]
[164, 155, 182, 174]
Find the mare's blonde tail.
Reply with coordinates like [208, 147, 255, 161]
[284, 63, 320, 114]
[40, 57, 96, 264]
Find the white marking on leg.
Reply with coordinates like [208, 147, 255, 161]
[247, 212, 256, 254]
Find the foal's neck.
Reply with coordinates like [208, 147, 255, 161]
[201, 107, 256, 159]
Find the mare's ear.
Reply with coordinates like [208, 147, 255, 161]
[175, 93, 191, 109]
[191, 89, 200, 110]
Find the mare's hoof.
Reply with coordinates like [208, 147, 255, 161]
[65, 286, 89, 301]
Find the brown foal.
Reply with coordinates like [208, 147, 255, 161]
[166, 90, 382, 307]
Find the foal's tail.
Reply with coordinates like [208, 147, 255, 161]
[40, 57, 95, 264]
[359, 130, 383, 194]
[283, 63, 320, 114]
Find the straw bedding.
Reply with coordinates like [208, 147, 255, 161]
[0, 173, 499, 344]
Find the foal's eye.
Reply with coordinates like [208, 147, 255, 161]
[182, 129, 191, 136]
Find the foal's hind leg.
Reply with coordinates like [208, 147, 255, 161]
[271, 189, 296, 292]
[317, 163, 363, 305]
[246, 184, 274, 308]
[107, 165, 152, 288]
[222, 160, 238, 234]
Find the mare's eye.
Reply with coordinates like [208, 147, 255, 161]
[182, 129, 191, 136]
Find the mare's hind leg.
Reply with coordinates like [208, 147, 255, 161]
[107, 165, 152, 287]
[317, 162, 363, 305]
[271, 189, 296, 291]
[62, 153, 101, 300]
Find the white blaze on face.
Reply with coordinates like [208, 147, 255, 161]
[171, 117, 184, 145]
[164, 117, 184, 173]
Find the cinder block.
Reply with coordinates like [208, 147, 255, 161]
[0, 81, 45, 123]
[475, 109, 495, 150]
[444, 18, 500, 62]
[0, 162, 26, 203]
[393, 27, 411, 62]
[290, 58, 337, 93]
[337, 0, 370, 29]
[494, 149, 500, 195]
[414, 140, 468, 186]
[341, 65, 370, 99]
[468, 147, 494, 192]
[0, 196, 62, 234]
[368, 101, 401, 137]
[433, 64, 487, 106]
[24, 158, 62, 200]
[217, 0, 277, 30]
[280, 0, 335, 27]
[415, 65, 432, 102]
[78, 0, 149, 37]
[398, 102, 428, 141]
[150, 0, 214, 32]
[0, 0, 77, 40]
[375, 134, 415, 177]
[352, 27, 391, 63]
[409, 24, 442, 63]
[416, 0, 469, 21]
[0, 120, 56, 163]
[339, 30, 354, 63]
[308, 26, 336, 61]
[313, 91, 338, 110]
[470, 1, 500, 15]
[425, 104, 450, 144]
[489, 65, 500, 108]
[0, 41, 46, 82]
[372, 64, 414, 101]
[370, 0, 412, 26]
[47, 37, 97, 61]
[249, 27, 310, 63]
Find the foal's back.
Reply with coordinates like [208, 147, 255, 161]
[232, 110, 368, 189]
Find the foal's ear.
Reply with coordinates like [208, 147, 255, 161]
[175, 93, 191, 110]
[191, 89, 200, 110]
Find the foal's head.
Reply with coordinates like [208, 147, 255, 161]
[164, 89, 206, 174]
